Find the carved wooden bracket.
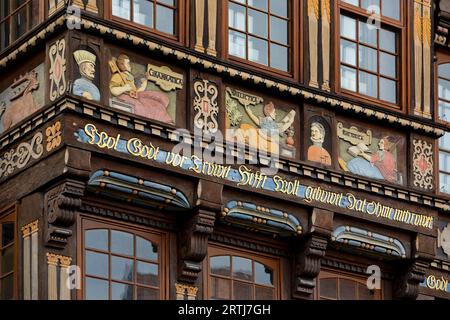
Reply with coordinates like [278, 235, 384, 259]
[44, 179, 85, 249]
[393, 259, 429, 300]
[178, 180, 222, 284]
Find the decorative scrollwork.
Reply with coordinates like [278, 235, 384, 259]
[0, 132, 43, 179]
[49, 39, 67, 102]
[46, 121, 62, 152]
[193, 79, 218, 134]
[413, 139, 434, 190]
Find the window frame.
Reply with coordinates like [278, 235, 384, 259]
[335, 0, 407, 112]
[105, 0, 186, 45]
[78, 214, 169, 300]
[222, 0, 300, 80]
[315, 269, 387, 300]
[0, 203, 17, 300]
[204, 243, 281, 300]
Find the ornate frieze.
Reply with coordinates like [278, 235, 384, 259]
[49, 39, 67, 102]
[412, 139, 434, 191]
[193, 79, 218, 134]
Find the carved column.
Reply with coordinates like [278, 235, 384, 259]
[308, 0, 320, 88]
[178, 180, 222, 289]
[194, 0, 217, 56]
[59, 256, 72, 300]
[194, 0, 205, 53]
[321, 0, 331, 92]
[207, 0, 218, 57]
[413, 1, 423, 116]
[47, 253, 59, 300]
[422, 0, 432, 118]
[293, 208, 333, 299]
[44, 180, 85, 249]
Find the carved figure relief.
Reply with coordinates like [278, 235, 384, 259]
[49, 39, 67, 102]
[338, 122, 406, 184]
[193, 79, 218, 134]
[438, 224, 450, 257]
[226, 87, 296, 158]
[412, 139, 434, 190]
[72, 49, 100, 102]
[307, 119, 331, 166]
[109, 54, 182, 124]
[0, 64, 45, 133]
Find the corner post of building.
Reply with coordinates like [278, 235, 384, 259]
[394, 233, 436, 299]
[293, 208, 334, 299]
[177, 179, 222, 299]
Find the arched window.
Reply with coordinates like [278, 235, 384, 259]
[206, 245, 279, 300]
[82, 218, 165, 300]
[438, 63, 450, 194]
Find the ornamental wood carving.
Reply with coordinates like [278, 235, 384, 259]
[412, 139, 434, 190]
[193, 79, 219, 134]
[394, 260, 429, 299]
[49, 39, 67, 101]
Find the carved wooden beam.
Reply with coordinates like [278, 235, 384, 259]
[178, 179, 222, 284]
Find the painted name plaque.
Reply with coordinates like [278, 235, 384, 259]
[75, 124, 434, 230]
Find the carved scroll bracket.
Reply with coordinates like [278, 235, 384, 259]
[44, 179, 85, 249]
[178, 179, 222, 284]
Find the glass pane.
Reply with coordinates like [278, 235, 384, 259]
[211, 277, 231, 300]
[233, 281, 254, 299]
[232, 257, 252, 281]
[270, 0, 288, 17]
[137, 286, 159, 300]
[380, 52, 396, 78]
[320, 278, 337, 299]
[156, 5, 174, 35]
[229, 2, 246, 31]
[248, 0, 268, 11]
[340, 15, 356, 40]
[248, 36, 268, 65]
[440, 173, 450, 194]
[2, 222, 14, 247]
[85, 251, 108, 278]
[439, 63, 450, 79]
[112, 0, 131, 20]
[270, 43, 288, 72]
[341, 66, 357, 91]
[270, 16, 288, 45]
[380, 77, 397, 103]
[439, 151, 450, 171]
[12, 7, 27, 41]
[359, 45, 377, 73]
[136, 237, 158, 261]
[255, 286, 274, 299]
[229, 30, 246, 58]
[137, 261, 159, 286]
[254, 262, 273, 286]
[382, 0, 400, 20]
[359, 21, 377, 47]
[85, 229, 108, 251]
[361, 0, 379, 11]
[0, 274, 13, 299]
[359, 71, 377, 98]
[85, 277, 109, 300]
[439, 79, 450, 101]
[210, 256, 231, 276]
[158, 0, 174, 5]
[380, 29, 396, 53]
[342, 0, 358, 6]
[1, 245, 14, 275]
[112, 282, 134, 300]
[111, 256, 134, 282]
[248, 9, 268, 38]
[340, 279, 357, 300]
[1, 1, 9, 19]
[439, 100, 450, 122]
[111, 230, 133, 256]
[134, 0, 153, 27]
[340, 40, 357, 66]
[440, 133, 450, 150]
[1, 21, 10, 51]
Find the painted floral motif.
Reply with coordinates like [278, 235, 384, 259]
[46, 121, 62, 152]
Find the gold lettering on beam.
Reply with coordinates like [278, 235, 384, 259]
[146, 64, 184, 92]
[226, 88, 264, 107]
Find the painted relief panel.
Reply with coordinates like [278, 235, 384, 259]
[0, 64, 45, 134]
[438, 220, 450, 261]
[337, 121, 406, 185]
[72, 49, 101, 102]
[108, 50, 183, 125]
[307, 116, 332, 166]
[225, 87, 298, 158]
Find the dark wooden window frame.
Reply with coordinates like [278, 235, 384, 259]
[105, 0, 187, 46]
[335, 0, 406, 112]
[78, 214, 169, 300]
[315, 269, 386, 300]
[0, 204, 17, 300]
[204, 243, 281, 300]
[221, 0, 300, 80]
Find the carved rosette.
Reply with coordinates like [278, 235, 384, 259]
[293, 235, 328, 298]
[44, 180, 85, 249]
[49, 39, 67, 102]
[413, 139, 434, 190]
[193, 79, 219, 135]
